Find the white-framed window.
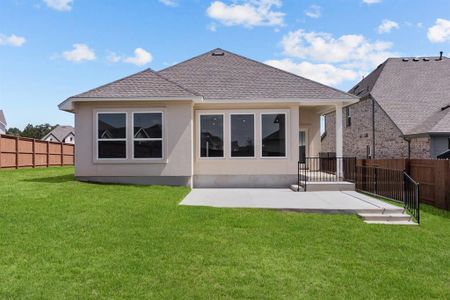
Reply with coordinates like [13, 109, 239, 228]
[346, 107, 352, 127]
[229, 113, 255, 158]
[260, 113, 287, 158]
[132, 112, 163, 159]
[199, 114, 224, 158]
[97, 112, 127, 159]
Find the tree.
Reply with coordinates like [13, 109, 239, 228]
[6, 127, 21, 136]
[20, 123, 58, 139]
[6, 124, 58, 139]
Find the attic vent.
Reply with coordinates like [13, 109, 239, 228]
[402, 58, 409, 62]
[423, 58, 430, 61]
[442, 104, 450, 111]
[413, 58, 420, 62]
[211, 51, 225, 56]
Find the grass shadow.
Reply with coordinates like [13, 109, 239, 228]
[23, 174, 76, 184]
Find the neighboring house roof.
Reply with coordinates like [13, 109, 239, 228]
[60, 48, 357, 112]
[349, 56, 450, 135]
[42, 125, 75, 142]
[0, 110, 6, 126]
[159, 48, 356, 101]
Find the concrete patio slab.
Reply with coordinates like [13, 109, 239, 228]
[180, 189, 402, 214]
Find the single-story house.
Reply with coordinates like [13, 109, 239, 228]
[0, 110, 7, 134]
[42, 125, 75, 144]
[59, 48, 357, 187]
[322, 53, 450, 159]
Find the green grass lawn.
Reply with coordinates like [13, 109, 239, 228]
[0, 167, 449, 299]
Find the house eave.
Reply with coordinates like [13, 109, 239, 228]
[58, 96, 204, 112]
[200, 98, 359, 106]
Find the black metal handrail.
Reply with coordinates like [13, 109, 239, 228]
[355, 165, 420, 223]
[297, 157, 356, 191]
[296, 158, 420, 223]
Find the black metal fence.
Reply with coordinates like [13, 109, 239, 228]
[355, 165, 420, 223]
[297, 157, 420, 223]
[297, 157, 356, 191]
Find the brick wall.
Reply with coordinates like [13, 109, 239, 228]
[322, 97, 410, 159]
[410, 136, 431, 159]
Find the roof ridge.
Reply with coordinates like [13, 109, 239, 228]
[152, 71, 202, 97]
[220, 48, 359, 99]
[158, 48, 220, 73]
[72, 68, 153, 98]
[160, 47, 357, 99]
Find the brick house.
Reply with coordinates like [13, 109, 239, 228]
[322, 54, 450, 159]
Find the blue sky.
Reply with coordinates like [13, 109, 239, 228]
[1, 0, 449, 129]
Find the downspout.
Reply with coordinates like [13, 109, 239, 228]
[372, 97, 376, 159]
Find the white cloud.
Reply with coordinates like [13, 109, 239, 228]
[0, 33, 26, 47]
[265, 58, 358, 86]
[280, 29, 396, 72]
[427, 18, 450, 43]
[207, 23, 217, 32]
[362, 0, 382, 4]
[377, 19, 399, 34]
[43, 0, 73, 11]
[106, 51, 121, 63]
[159, 0, 177, 7]
[305, 5, 320, 19]
[206, 0, 285, 28]
[62, 43, 96, 62]
[123, 48, 153, 66]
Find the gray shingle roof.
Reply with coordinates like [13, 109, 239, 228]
[72, 69, 199, 99]
[349, 56, 450, 135]
[0, 110, 6, 126]
[42, 125, 74, 142]
[159, 48, 356, 101]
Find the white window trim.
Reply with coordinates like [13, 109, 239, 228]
[198, 112, 225, 160]
[229, 113, 256, 159]
[260, 112, 288, 159]
[131, 111, 164, 160]
[96, 111, 128, 160]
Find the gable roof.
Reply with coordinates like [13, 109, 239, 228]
[159, 48, 356, 101]
[70, 69, 199, 99]
[349, 56, 450, 135]
[60, 48, 357, 112]
[0, 110, 6, 126]
[42, 125, 75, 142]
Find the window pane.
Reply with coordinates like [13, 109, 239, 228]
[262, 114, 286, 157]
[200, 115, 223, 157]
[134, 141, 162, 158]
[98, 141, 126, 158]
[134, 113, 162, 139]
[98, 113, 126, 139]
[231, 114, 254, 157]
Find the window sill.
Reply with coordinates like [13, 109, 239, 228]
[93, 158, 168, 164]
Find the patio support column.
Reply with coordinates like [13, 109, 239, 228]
[335, 103, 343, 178]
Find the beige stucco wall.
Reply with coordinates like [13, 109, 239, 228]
[192, 104, 300, 176]
[299, 106, 321, 157]
[73, 101, 326, 186]
[74, 101, 193, 178]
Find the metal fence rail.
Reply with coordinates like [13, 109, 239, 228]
[355, 165, 420, 223]
[297, 157, 420, 223]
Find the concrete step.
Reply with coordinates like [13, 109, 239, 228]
[290, 182, 355, 192]
[359, 213, 412, 222]
[382, 208, 405, 214]
[290, 184, 304, 192]
[364, 220, 418, 225]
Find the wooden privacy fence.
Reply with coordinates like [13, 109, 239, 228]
[0, 134, 74, 169]
[358, 159, 450, 211]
